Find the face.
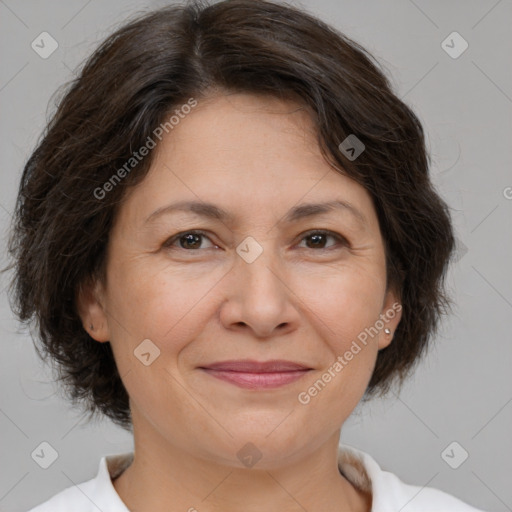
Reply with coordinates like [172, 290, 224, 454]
[79, 92, 401, 468]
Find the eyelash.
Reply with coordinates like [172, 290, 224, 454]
[163, 229, 349, 253]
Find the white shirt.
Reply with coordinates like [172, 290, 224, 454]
[27, 443, 485, 511]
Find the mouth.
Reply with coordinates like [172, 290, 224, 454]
[198, 360, 313, 390]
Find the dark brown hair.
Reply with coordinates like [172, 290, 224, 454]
[3, 0, 455, 430]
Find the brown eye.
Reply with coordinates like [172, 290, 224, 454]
[163, 229, 347, 253]
[297, 230, 347, 250]
[164, 231, 216, 250]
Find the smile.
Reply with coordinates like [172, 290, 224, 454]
[200, 368, 312, 389]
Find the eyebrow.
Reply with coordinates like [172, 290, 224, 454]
[144, 199, 367, 227]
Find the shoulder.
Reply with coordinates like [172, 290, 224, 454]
[373, 464, 486, 511]
[338, 443, 487, 511]
[25, 481, 96, 512]
[25, 452, 133, 512]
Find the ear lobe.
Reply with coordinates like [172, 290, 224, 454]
[377, 288, 402, 351]
[75, 277, 110, 342]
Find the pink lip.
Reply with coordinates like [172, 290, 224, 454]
[200, 359, 311, 372]
[199, 360, 313, 390]
[201, 368, 311, 389]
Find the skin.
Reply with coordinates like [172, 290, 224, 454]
[78, 91, 402, 512]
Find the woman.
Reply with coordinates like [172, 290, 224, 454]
[4, 0, 486, 510]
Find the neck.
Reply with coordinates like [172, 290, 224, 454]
[113, 433, 371, 511]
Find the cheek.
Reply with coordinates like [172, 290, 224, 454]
[300, 262, 386, 342]
[297, 267, 385, 400]
[106, 253, 193, 328]
[103, 263, 212, 427]
[104, 257, 224, 367]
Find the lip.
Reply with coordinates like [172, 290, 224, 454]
[199, 359, 312, 372]
[200, 368, 311, 389]
[198, 360, 313, 390]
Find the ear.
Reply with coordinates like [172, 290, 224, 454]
[75, 276, 110, 342]
[377, 287, 402, 351]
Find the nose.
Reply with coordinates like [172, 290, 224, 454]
[218, 242, 299, 339]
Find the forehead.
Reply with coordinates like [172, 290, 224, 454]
[163, 92, 319, 162]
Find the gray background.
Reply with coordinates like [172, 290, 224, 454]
[0, 0, 511, 511]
